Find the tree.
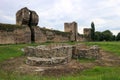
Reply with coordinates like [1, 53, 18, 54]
[102, 30, 113, 41]
[116, 32, 120, 41]
[95, 31, 103, 41]
[91, 22, 95, 41]
[112, 35, 116, 41]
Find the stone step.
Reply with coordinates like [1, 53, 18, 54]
[26, 57, 68, 66]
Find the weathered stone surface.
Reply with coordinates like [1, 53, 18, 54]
[26, 57, 68, 66]
[24, 44, 73, 65]
[89, 45, 101, 59]
[16, 7, 30, 26]
[0, 24, 31, 44]
[30, 11, 39, 26]
[16, 7, 39, 26]
[24, 44, 101, 66]
[83, 28, 91, 41]
[64, 22, 78, 41]
[33, 27, 70, 43]
[72, 45, 101, 59]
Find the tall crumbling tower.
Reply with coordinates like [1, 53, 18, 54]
[16, 7, 39, 42]
[64, 22, 78, 41]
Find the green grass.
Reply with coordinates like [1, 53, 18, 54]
[77, 58, 96, 63]
[0, 42, 67, 62]
[0, 66, 120, 80]
[0, 42, 120, 80]
[0, 43, 52, 62]
[85, 41, 120, 56]
[0, 44, 23, 62]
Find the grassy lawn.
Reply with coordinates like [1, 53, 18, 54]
[84, 41, 120, 56]
[0, 42, 55, 62]
[0, 43, 36, 62]
[0, 42, 120, 80]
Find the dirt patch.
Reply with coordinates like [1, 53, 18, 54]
[0, 50, 120, 76]
[95, 50, 120, 66]
[0, 57, 95, 76]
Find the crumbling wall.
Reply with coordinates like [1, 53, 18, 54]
[72, 44, 101, 59]
[24, 44, 101, 66]
[24, 44, 73, 65]
[34, 27, 71, 43]
[77, 34, 84, 41]
[16, 7, 39, 26]
[0, 23, 31, 44]
[64, 22, 78, 41]
[16, 7, 39, 42]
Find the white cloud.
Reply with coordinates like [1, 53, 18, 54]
[78, 26, 90, 34]
[91, 18, 106, 25]
[0, 10, 15, 23]
[0, 0, 120, 35]
[111, 30, 120, 35]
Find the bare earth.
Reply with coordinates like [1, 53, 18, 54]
[0, 50, 120, 76]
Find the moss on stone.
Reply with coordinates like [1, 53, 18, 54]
[40, 28, 71, 37]
[0, 23, 26, 32]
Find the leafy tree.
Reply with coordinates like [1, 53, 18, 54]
[116, 32, 120, 41]
[91, 22, 95, 41]
[95, 31, 103, 41]
[94, 30, 116, 41]
[112, 35, 116, 41]
[102, 30, 113, 41]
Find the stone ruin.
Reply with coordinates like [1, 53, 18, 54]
[24, 44, 73, 65]
[16, 7, 39, 26]
[24, 44, 101, 66]
[0, 7, 93, 44]
[84, 28, 92, 41]
[72, 44, 101, 59]
[64, 22, 78, 41]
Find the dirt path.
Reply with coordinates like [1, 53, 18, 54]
[96, 50, 120, 66]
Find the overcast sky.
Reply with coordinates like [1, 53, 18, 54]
[0, 0, 120, 35]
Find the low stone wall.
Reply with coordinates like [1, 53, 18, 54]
[24, 44, 72, 65]
[72, 45, 101, 59]
[24, 44, 101, 66]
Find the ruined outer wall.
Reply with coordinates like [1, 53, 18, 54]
[33, 26, 71, 43]
[77, 34, 84, 41]
[0, 23, 31, 44]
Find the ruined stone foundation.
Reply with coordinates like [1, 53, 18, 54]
[24, 44, 72, 65]
[24, 44, 101, 66]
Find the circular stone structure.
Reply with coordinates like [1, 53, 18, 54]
[24, 44, 73, 66]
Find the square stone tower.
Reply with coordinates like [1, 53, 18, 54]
[83, 28, 91, 41]
[64, 22, 78, 41]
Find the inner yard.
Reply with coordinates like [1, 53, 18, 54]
[0, 42, 120, 80]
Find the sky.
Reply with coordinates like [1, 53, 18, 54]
[0, 0, 120, 35]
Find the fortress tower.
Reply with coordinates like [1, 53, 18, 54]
[16, 7, 39, 26]
[16, 7, 39, 42]
[64, 22, 78, 41]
